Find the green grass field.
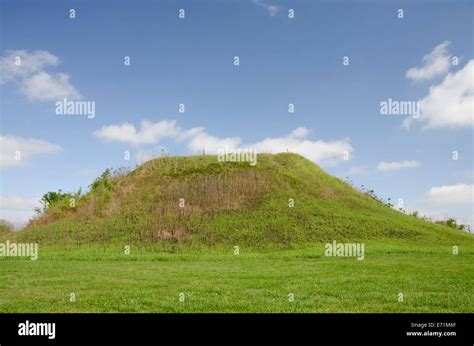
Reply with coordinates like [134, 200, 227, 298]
[1, 241, 472, 313]
[1, 154, 473, 313]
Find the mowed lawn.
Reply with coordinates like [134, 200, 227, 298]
[0, 241, 472, 313]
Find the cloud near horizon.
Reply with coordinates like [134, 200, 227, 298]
[94, 120, 353, 166]
[0, 196, 43, 228]
[423, 183, 473, 205]
[377, 160, 421, 172]
[0, 196, 41, 211]
[0, 135, 62, 170]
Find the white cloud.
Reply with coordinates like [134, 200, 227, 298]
[424, 184, 473, 205]
[181, 127, 241, 154]
[0, 49, 59, 84]
[0, 135, 62, 169]
[94, 119, 181, 146]
[404, 59, 474, 129]
[289, 127, 310, 138]
[248, 131, 352, 166]
[95, 120, 354, 167]
[252, 0, 280, 16]
[406, 41, 451, 81]
[377, 160, 420, 172]
[0, 49, 81, 101]
[181, 126, 352, 166]
[0, 196, 41, 210]
[21, 71, 81, 101]
[180, 125, 353, 166]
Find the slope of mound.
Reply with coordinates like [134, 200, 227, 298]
[9, 153, 472, 248]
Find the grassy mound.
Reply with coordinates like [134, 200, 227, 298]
[9, 153, 472, 248]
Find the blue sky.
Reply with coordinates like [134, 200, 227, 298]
[1, 0, 473, 228]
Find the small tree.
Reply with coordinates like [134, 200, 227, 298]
[90, 169, 113, 193]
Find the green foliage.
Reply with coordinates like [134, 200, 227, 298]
[39, 190, 76, 213]
[41, 191, 62, 207]
[89, 168, 115, 212]
[90, 168, 114, 193]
